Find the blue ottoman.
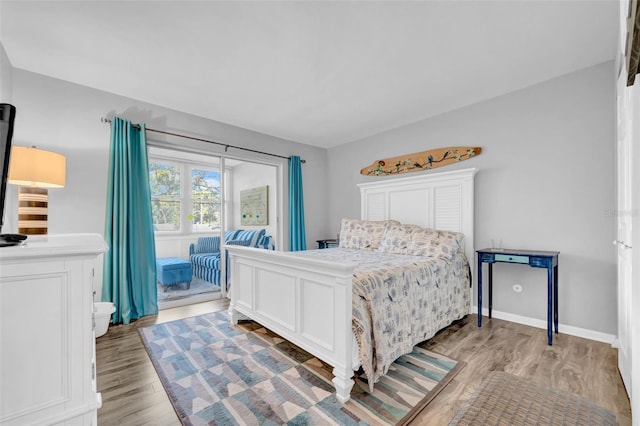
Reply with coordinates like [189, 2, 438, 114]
[156, 257, 192, 292]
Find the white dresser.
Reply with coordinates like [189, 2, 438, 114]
[0, 234, 108, 425]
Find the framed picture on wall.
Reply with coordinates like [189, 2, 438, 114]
[240, 185, 268, 226]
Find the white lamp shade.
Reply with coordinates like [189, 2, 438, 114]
[8, 146, 66, 188]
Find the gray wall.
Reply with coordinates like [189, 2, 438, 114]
[0, 42, 15, 233]
[232, 162, 278, 244]
[327, 61, 617, 335]
[6, 61, 617, 335]
[0, 43, 12, 103]
[10, 70, 327, 239]
[9, 69, 327, 291]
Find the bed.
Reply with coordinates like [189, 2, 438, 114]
[226, 167, 477, 403]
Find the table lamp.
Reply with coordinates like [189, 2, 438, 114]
[8, 146, 66, 235]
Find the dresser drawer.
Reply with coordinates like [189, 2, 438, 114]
[495, 254, 529, 264]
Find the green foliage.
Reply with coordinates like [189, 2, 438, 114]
[149, 162, 221, 232]
[191, 168, 221, 228]
[149, 163, 181, 230]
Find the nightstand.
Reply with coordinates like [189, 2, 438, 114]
[476, 248, 559, 345]
[316, 239, 339, 249]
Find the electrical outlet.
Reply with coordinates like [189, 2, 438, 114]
[513, 284, 523, 293]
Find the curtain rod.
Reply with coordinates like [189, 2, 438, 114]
[100, 117, 305, 163]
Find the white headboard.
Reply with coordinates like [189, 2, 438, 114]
[358, 167, 478, 264]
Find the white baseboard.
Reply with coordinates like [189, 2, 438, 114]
[472, 305, 616, 345]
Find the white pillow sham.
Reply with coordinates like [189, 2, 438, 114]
[378, 222, 464, 260]
[338, 218, 400, 250]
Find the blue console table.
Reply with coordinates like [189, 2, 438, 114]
[477, 248, 559, 345]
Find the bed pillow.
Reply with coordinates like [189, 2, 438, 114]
[377, 223, 424, 254]
[408, 228, 464, 260]
[378, 223, 464, 260]
[338, 218, 399, 250]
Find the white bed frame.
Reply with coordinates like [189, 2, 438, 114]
[227, 167, 477, 403]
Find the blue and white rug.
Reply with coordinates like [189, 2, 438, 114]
[139, 311, 464, 425]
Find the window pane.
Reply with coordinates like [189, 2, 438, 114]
[192, 169, 221, 232]
[151, 199, 181, 231]
[149, 163, 181, 197]
[149, 162, 181, 231]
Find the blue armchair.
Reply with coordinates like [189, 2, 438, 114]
[189, 229, 274, 287]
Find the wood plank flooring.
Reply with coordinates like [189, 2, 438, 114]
[96, 301, 632, 425]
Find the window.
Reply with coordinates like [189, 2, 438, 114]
[149, 155, 222, 234]
[190, 168, 221, 233]
[149, 161, 181, 232]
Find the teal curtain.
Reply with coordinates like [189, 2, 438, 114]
[288, 156, 306, 251]
[102, 117, 157, 324]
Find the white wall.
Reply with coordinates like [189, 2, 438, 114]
[10, 69, 327, 297]
[0, 43, 12, 103]
[231, 162, 278, 246]
[0, 42, 17, 233]
[327, 62, 617, 336]
[8, 61, 617, 336]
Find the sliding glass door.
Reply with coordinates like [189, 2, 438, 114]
[148, 147, 224, 308]
[147, 145, 281, 308]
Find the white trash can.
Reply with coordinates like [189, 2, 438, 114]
[94, 302, 116, 338]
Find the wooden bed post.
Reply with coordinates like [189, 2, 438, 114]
[332, 269, 355, 403]
[228, 258, 240, 325]
[332, 367, 355, 404]
[228, 306, 240, 325]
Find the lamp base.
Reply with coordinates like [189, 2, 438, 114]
[18, 187, 48, 235]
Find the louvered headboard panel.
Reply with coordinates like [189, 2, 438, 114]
[358, 168, 477, 264]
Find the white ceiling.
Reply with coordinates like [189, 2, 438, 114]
[1, 1, 618, 149]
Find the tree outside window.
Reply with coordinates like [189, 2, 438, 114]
[191, 168, 221, 232]
[149, 159, 222, 234]
[149, 162, 181, 231]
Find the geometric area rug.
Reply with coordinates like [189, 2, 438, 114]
[449, 371, 617, 426]
[139, 310, 465, 425]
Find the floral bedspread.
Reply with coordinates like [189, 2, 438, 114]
[293, 248, 470, 390]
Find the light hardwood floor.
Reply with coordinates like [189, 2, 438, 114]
[96, 301, 632, 425]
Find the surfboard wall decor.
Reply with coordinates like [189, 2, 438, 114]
[360, 146, 481, 176]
